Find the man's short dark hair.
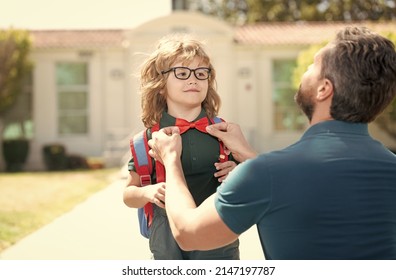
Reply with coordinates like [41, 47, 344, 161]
[321, 26, 396, 123]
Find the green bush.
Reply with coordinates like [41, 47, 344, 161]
[2, 139, 29, 172]
[42, 144, 68, 171]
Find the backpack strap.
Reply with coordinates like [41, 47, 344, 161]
[129, 125, 166, 187]
[211, 117, 228, 163]
[130, 130, 153, 186]
[130, 129, 155, 233]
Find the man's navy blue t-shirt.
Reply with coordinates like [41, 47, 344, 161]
[216, 120, 396, 259]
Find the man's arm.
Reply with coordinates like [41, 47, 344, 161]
[206, 122, 257, 162]
[148, 127, 239, 250]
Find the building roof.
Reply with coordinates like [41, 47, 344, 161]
[30, 21, 396, 49]
[30, 29, 125, 49]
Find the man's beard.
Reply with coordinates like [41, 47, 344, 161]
[295, 84, 315, 122]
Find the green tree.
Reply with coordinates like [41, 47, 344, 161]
[254, 0, 396, 22]
[375, 31, 396, 139]
[188, 0, 396, 24]
[320, 0, 396, 21]
[187, 0, 249, 25]
[0, 29, 31, 118]
[0, 29, 32, 170]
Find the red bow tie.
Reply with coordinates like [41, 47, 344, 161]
[174, 117, 209, 134]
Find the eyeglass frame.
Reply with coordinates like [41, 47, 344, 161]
[161, 66, 211, 80]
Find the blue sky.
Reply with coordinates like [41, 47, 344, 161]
[0, 0, 171, 29]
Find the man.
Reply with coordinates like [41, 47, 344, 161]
[148, 26, 396, 259]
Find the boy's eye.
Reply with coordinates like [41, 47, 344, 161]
[178, 70, 188, 77]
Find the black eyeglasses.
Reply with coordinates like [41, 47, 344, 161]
[161, 67, 211, 80]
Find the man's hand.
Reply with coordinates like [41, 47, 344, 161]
[206, 122, 257, 162]
[148, 126, 182, 164]
[148, 125, 240, 251]
[214, 161, 237, 182]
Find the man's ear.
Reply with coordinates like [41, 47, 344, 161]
[316, 78, 333, 101]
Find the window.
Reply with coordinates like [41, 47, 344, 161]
[56, 62, 89, 135]
[272, 59, 306, 131]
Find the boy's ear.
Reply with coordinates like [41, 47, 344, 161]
[316, 78, 333, 101]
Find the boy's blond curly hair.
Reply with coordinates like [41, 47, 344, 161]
[139, 34, 221, 128]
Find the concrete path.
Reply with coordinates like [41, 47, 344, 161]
[0, 174, 263, 260]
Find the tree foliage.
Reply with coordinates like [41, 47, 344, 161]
[188, 0, 396, 24]
[246, 0, 396, 23]
[0, 29, 32, 116]
[375, 31, 396, 139]
[187, 0, 249, 25]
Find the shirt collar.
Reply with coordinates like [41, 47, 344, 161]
[160, 108, 207, 127]
[302, 120, 369, 139]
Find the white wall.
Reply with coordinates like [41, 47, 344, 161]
[27, 47, 128, 170]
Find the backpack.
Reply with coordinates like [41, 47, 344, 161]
[129, 117, 228, 238]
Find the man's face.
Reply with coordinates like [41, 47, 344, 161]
[295, 85, 315, 122]
[294, 47, 327, 122]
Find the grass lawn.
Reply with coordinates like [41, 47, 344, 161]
[0, 168, 119, 253]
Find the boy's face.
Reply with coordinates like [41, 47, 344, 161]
[163, 57, 209, 116]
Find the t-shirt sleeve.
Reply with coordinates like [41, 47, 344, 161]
[214, 156, 272, 234]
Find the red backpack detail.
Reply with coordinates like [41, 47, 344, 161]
[129, 117, 227, 238]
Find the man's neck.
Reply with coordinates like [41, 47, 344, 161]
[309, 103, 333, 127]
[309, 115, 334, 127]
